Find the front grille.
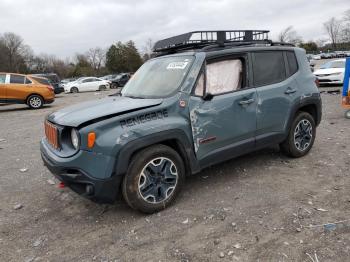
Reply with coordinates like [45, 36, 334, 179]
[44, 121, 59, 149]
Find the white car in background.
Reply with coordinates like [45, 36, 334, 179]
[64, 77, 110, 93]
[313, 59, 345, 85]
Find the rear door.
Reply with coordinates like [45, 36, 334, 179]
[91, 78, 102, 90]
[252, 50, 300, 147]
[6, 74, 28, 102]
[0, 73, 7, 102]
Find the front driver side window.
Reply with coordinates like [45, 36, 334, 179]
[206, 59, 242, 95]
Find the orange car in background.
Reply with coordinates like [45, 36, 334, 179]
[0, 73, 55, 109]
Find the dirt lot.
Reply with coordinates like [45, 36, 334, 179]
[0, 88, 349, 262]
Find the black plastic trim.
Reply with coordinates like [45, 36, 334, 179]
[115, 129, 200, 176]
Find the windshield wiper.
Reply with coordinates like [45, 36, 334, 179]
[123, 95, 146, 99]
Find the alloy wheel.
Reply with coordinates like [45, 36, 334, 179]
[138, 157, 178, 204]
[294, 119, 312, 151]
[29, 96, 42, 108]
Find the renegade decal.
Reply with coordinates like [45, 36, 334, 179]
[120, 109, 168, 128]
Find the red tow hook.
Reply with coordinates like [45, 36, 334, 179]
[58, 182, 65, 188]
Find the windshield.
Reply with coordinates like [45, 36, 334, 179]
[320, 60, 345, 69]
[122, 56, 194, 98]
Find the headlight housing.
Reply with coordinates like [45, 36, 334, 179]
[71, 128, 80, 150]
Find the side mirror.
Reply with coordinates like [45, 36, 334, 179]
[203, 92, 214, 101]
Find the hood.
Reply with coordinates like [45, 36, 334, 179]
[313, 68, 344, 75]
[47, 95, 163, 127]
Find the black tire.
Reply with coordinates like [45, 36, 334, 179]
[122, 144, 185, 213]
[280, 111, 316, 158]
[345, 110, 350, 119]
[99, 85, 106, 91]
[70, 87, 79, 93]
[111, 83, 118, 89]
[27, 95, 44, 109]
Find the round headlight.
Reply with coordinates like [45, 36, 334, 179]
[71, 128, 80, 149]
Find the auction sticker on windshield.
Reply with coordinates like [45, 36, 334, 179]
[167, 60, 189, 70]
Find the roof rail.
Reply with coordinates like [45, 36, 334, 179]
[153, 30, 272, 52]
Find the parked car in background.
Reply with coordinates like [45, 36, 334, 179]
[61, 77, 78, 85]
[101, 74, 118, 81]
[0, 73, 55, 109]
[313, 54, 321, 60]
[32, 73, 64, 94]
[64, 77, 110, 93]
[110, 73, 131, 89]
[313, 59, 345, 85]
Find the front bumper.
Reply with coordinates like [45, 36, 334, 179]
[40, 139, 122, 203]
[54, 87, 65, 94]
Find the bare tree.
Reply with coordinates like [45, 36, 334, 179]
[277, 26, 302, 45]
[323, 17, 341, 49]
[86, 47, 105, 71]
[141, 38, 154, 61]
[342, 9, 350, 42]
[0, 32, 32, 72]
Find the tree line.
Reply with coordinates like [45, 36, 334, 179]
[0, 9, 349, 78]
[0, 34, 147, 78]
[277, 9, 350, 52]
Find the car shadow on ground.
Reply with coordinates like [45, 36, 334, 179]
[0, 105, 54, 113]
[81, 145, 285, 218]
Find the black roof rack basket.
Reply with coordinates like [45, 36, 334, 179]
[153, 30, 271, 52]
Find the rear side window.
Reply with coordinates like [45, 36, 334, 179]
[252, 51, 286, 86]
[286, 51, 298, 76]
[31, 77, 50, 85]
[10, 75, 25, 84]
[0, 74, 5, 83]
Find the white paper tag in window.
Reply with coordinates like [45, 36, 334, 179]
[167, 61, 189, 70]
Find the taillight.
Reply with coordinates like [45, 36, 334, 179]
[314, 78, 320, 88]
[47, 85, 54, 92]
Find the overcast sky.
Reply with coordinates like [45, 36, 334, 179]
[0, 0, 348, 59]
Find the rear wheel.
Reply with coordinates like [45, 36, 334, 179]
[280, 111, 316, 158]
[122, 145, 185, 213]
[70, 87, 79, 93]
[111, 83, 118, 89]
[345, 110, 350, 119]
[27, 95, 43, 109]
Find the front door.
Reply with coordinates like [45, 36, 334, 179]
[189, 56, 257, 167]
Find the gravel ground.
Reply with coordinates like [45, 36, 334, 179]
[0, 89, 349, 262]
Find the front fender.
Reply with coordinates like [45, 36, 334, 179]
[114, 128, 200, 177]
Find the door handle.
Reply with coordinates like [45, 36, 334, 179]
[239, 98, 254, 105]
[285, 88, 297, 94]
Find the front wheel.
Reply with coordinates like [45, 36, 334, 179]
[27, 95, 43, 109]
[70, 87, 79, 93]
[122, 145, 185, 213]
[280, 111, 316, 158]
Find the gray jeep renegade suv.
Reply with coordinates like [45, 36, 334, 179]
[41, 30, 322, 213]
